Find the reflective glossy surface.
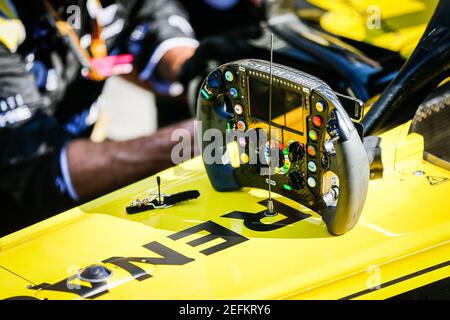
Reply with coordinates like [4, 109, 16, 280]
[0, 123, 449, 299]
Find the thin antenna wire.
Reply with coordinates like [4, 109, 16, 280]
[266, 33, 276, 216]
[157, 176, 162, 204]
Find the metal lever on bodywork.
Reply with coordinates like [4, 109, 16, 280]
[126, 191, 200, 215]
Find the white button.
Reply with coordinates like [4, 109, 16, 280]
[308, 177, 317, 188]
[234, 104, 244, 115]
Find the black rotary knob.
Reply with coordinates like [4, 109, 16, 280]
[289, 171, 305, 190]
[207, 70, 223, 89]
[288, 142, 305, 162]
[269, 147, 285, 168]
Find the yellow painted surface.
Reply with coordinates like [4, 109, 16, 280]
[0, 268, 35, 300]
[307, 0, 438, 57]
[0, 122, 449, 299]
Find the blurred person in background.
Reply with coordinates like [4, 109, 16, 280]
[1, 0, 444, 235]
[126, 0, 264, 126]
[0, 0, 262, 234]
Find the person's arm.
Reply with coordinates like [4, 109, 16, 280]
[66, 119, 196, 200]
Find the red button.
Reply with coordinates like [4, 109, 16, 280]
[307, 145, 317, 157]
[312, 116, 322, 128]
[237, 121, 247, 131]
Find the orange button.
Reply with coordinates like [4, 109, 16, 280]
[237, 121, 247, 131]
[307, 145, 317, 157]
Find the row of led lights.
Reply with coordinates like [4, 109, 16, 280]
[248, 71, 302, 91]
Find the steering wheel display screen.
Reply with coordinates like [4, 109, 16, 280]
[248, 76, 305, 135]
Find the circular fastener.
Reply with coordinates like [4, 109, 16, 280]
[237, 120, 247, 131]
[224, 70, 235, 83]
[307, 145, 317, 157]
[308, 161, 317, 173]
[234, 104, 244, 115]
[229, 88, 239, 99]
[77, 264, 112, 283]
[307, 177, 317, 188]
[315, 101, 326, 112]
[309, 130, 318, 141]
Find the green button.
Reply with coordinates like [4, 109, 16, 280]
[309, 130, 318, 141]
[283, 148, 289, 155]
[201, 88, 210, 100]
[225, 70, 235, 83]
[283, 184, 293, 191]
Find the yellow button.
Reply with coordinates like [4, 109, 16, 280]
[241, 153, 249, 164]
[316, 101, 325, 112]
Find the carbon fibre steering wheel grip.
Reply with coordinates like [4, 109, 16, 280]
[197, 59, 370, 235]
[322, 108, 370, 235]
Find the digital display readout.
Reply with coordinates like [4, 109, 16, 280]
[248, 76, 304, 134]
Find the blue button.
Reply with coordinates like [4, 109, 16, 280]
[230, 88, 239, 99]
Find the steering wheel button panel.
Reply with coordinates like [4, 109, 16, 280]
[198, 60, 370, 236]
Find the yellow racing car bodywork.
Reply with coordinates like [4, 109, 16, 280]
[0, 120, 449, 300]
[305, 0, 439, 58]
